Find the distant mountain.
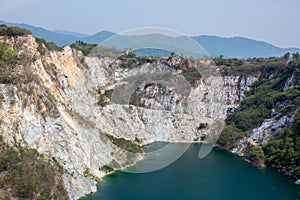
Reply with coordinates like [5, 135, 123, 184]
[53, 30, 88, 38]
[0, 20, 114, 46]
[0, 20, 299, 58]
[83, 31, 115, 44]
[192, 35, 300, 58]
[0, 20, 78, 46]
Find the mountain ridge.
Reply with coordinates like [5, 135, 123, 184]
[192, 35, 299, 58]
[0, 20, 299, 58]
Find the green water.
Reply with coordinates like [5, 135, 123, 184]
[83, 143, 300, 200]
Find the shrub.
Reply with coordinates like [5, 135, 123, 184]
[263, 123, 300, 179]
[0, 24, 31, 36]
[80, 57, 89, 68]
[198, 123, 208, 130]
[0, 43, 18, 68]
[0, 72, 19, 84]
[70, 41, 97, 56]
[100, 165, 114, 173]
[183, 67, 202, 87]
[0, 43, 19, 83]
[249, 145, 265, 160]
[97, 89, 113, 107]
[218, 125, 246, 149]
[105, 134, 144, 154]
[227, 105, 270, 131]
[0, 147, 67, 199]
[35, 38, 61, 55]
[119, 51, 137, 68]
[248, 145, 266, 167]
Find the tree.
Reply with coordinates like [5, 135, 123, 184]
[292, 52, 300, 62]
[283, 52, 290, 62]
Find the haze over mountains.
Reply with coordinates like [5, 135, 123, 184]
[1, 20, 299, 58]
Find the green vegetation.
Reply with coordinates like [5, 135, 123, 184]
[80, 57, 89, 68]
[105, 134, 144, 154]
[198, 123, 208, 130]
[0, 43, 19, 83]
[0, 43, 18, 65]
[218, 125, 246, 149]
[168, 52, 175, 58]
[226, 62, 300, 132]
[99, 165, 114, 173]
[292, 52, 300, 63]
[98, 95, 109, 107]
[70, 40, 97, 56]
[217, 56, 285, 76]
[97, 89, 113, 107]
[166, 57, 202, 87]
[0, 40, 59, 117]
[248, 145, 265, 167]
[0, 144, 67, 199]
[182, 67, 202, 87]
[94, 46, 123, 58]
[227, 104, 270, 131]
[0, 24, 31, 36]
[217, 56, 300, 179]
[36, 38, 62, 55]
[263, 111, 300, 178]
[83, 168, 91, 177]
[119, 51, 137, 68]
[129, 89, 143, 107]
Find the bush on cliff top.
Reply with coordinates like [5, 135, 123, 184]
[70, 40, 97, 56]
[35, 38, 62, 55]
[0, 24, 32, 36]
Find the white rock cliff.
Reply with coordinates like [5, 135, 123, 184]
[0, 35, 258, 199]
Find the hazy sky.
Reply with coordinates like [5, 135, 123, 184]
[0, 0, 299, 48]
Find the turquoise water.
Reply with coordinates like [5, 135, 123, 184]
[83, 143, 300, 200]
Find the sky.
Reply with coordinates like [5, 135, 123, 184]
[0, 0, 299, 48]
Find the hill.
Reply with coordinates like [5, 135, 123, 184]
[192, 35, 299, 58]
[0, 20, 299, 58]
[0, 20, 114, 46]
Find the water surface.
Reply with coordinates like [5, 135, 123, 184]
[83, 143, 300, 200]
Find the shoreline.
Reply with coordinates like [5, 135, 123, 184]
[81, 141, 300, 199]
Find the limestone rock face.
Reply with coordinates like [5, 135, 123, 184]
[0, 36, 142, 199]
[86, 56, 258, 144]
[0, 35, 258, 199]
[250, 115, 293, 144]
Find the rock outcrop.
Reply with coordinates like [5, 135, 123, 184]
[0, 35, 258, 199]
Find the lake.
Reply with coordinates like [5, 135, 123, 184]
[83, 143, 300, 200]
